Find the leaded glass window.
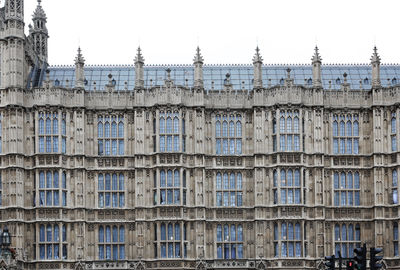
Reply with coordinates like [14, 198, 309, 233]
[215, 114, 242, 155]
[157, 169, 186, 205]
[216, 172, 243, 207]
[276, 110, 300, 152]
[98, 173, 125, 208]
[332, 114, 359, 154]
[98, 115, 124, 156]
[38, 112, 66, 153]
[156, 223, 187, 258]
[159, 111, 181, 152]
[273, 222, 302, 257]
[333, 172, 361, 206]
[272, 169, 302, 205]
[38, 224, 67, 260]
[216, 224, 243, 259]
[38, 171, 67, 207]
[334, 224, 361, 258]
[392, 112, 397, 152]
[98, 225, 125, 260]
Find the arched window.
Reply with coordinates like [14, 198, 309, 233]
[333, 121, 338, 136]
[222, 121, 228, 137]
[216, 224, 244, 259]
[98, 173, 124, 208]
[46, 118, 51, 134]
[166, 117, 172, 133]
[173, 117, 179, 134]
[280, 117, 285, 133]
[111, 122, 117, 137]
[287, 117, 292, 133]
[294, 117, 299, 133]
[346, 121, 352, 136]
[229, 121, 235, 137]
[392, 117, 397, 134]
[216, 121, 221, 137]
[104, 122, 110, 137]
[340, 121, 345, 136]
[160, 117, 165, 134]
[39, 118, 45, 135]
[236, 121, 242, 137]
[174, 170, 180, 187]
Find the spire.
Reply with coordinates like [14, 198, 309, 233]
[134, 46, 145, 89]
[31, 0, 48, 62]
[253, 46, 263, 89]
[75, 47, 85, 88]
[371, 46, 381, 88]
[193, 47, 204, 88]
[311, 46, 322, 88]
[252, 46, 263, 64]
[134, 46, 145, 65]
[193, 46, 204, 64]
[312, 46, 322, 63]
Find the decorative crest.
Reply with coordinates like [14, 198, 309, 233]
[371, 46, 381, 64]
[193, 46, 204, 64]
[134, 47, 145, 64]
[312, 46, 322, 63]
[252, 46, 263, 64]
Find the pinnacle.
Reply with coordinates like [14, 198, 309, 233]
[33, 0, 47, 20]
[252, 46, 263, 64]
[75, 47, 85, 65]
[311, 46, 322, 63]
[371, 46, 381, 64]
[134, 47, 145, 64]
[193, 46, 204, 64]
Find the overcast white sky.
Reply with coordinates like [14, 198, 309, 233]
[22, 0, 400, 65]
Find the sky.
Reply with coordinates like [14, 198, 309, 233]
[21, 0, 400, 66]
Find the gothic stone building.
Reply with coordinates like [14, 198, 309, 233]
[0, 1, 399, 270]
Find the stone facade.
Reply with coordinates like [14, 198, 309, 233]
[0, 1, 399, 270]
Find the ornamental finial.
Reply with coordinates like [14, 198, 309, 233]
[193, 46, 204, 64]
[312, 46, 322, 63]
[75, 47, 85, 65]
[252, 46, 263, 64]
[371, 46, 381, 64]
[134, 47, 145, 64]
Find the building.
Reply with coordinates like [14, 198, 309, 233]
[0, 0, 399, 269]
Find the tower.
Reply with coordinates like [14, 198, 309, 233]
[134, 47, 144, 89]
[252, 46, 263, 89]
[31, 0, 48, 63]
[312, 46, 322, 88]
[371, 46, 381, 88]
[0, 0, 25, 88]
[193, 46, 204, 89]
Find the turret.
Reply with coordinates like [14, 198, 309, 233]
[75, 47, 85, 88]
[252, 46, 263, 89]
[312, 46, 322, 88]
[371, 46, 381, 88]
[0, 0, 25, 88]
[134, 47, 145, 89]
[31, 0, 48, 62]
[193, 46, 204, 89]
